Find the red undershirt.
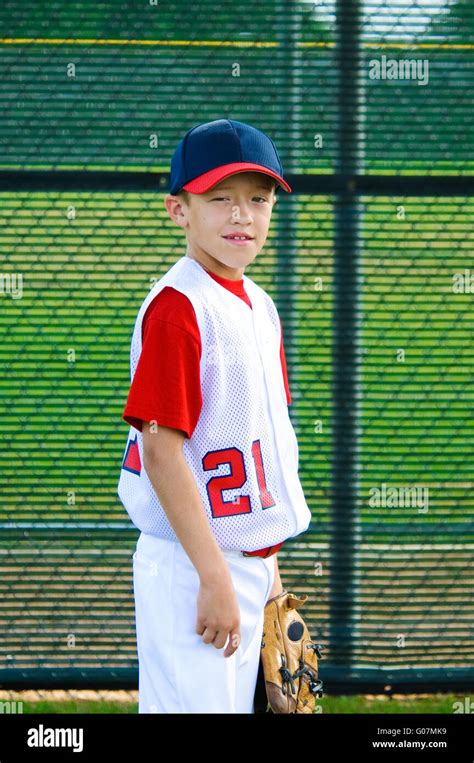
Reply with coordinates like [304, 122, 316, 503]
[122, 266, 292, 438]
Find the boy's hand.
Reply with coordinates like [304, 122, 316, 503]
[196, 577, 241, 658]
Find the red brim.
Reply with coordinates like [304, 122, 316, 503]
[182, 162, 292, 194]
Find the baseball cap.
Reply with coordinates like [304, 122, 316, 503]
[168, 119, 292, 195]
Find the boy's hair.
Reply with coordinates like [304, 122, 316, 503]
[175, 179, 278, 205]
[176, 189, 191, 204]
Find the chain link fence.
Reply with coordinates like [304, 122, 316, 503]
[0, 0, 472, 702]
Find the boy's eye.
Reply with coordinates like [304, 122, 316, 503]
[211, 196, 268, 202]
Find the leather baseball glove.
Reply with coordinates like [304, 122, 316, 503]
[259, 589, 323, 713]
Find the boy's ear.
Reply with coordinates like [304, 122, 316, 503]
[164, 193, 190, 230]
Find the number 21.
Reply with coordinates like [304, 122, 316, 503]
[202, 440, 276, 518]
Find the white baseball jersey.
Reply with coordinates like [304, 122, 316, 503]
[117, 254, 311, 551]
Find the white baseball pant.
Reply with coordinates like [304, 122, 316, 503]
[132, 531, 276, 713]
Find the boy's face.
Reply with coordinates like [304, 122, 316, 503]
[165, 171, 278, 280]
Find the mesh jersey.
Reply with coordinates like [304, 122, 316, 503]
[117, 255, 312, 551]
[121, 277, 292, 437]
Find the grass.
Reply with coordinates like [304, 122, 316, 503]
[6, 693, 469, 714]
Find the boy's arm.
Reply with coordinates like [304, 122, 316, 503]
[141, 421, 241, 657]
[141, 421, 231, 584]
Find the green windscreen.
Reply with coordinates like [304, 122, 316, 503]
[0, 0, 472, 690]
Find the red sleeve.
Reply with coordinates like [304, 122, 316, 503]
[122, 287, 202, 438]
[279, 318, 292, 405]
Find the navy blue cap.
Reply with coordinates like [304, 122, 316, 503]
[169, 119, 292, 195]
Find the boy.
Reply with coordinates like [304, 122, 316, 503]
[117, 119, 312, 713]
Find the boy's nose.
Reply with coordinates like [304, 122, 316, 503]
[231, 203, 253, 222]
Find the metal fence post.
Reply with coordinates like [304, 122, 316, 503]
[329, 0, 365, 671]
[274, 0, 302, 396]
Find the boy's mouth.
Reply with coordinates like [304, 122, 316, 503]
[222, 233, 255, 246]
